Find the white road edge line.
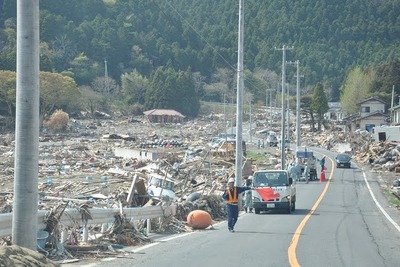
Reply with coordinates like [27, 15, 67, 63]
[130, 232, 196, 253]
[130, 220, 228, 253]
[363, 170, 400, 232]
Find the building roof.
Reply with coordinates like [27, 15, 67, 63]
[357, 96, 386, 105]
[359, 110, 387, 120]
[143, 109, 185, 118]
[342, 111, 387, 122]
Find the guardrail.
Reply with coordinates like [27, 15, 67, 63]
[0, 205, 176, 239]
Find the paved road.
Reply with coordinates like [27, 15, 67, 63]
[62, 149, 400, 267]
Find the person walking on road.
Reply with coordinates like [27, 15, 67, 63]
[303, 163, 310, 183]
[288, 162, 300, 181]
[292, 162, 301, 182]
[320, 156, 326, 173]
[287, 162, 294, 179]
[222, 178, 252, 232]
[244, 176, 253, 213]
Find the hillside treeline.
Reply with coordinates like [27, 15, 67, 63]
[0, 0, 400, 118]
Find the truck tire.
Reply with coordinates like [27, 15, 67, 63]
[255, 208, 261, 214]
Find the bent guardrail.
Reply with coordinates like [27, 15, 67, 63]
[0, 205, 176, 239]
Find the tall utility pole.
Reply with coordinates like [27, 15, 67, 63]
[266, 89, 274, 129]
[231, 95, 234, 134]
[223, 94, 227, 138]
[249, 95, 253, 143]
[13, 0, 40, 249]
[276, 45, 293, 169]
[286, 82, 290, 142]
[235, 0, 244, 187]
[391, 85, 395, 125]
[287, 60, 303, 148]
[104, 59, 110, 94]
[295, 60, 303, 148]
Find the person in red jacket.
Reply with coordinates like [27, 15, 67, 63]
[222, 178, 252, 232]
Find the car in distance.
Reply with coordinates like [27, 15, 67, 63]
[335, 153, 351, 168]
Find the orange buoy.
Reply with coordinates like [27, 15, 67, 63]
[187, 210, 212, 229]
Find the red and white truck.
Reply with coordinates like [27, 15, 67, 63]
[251, 169, 296, 214]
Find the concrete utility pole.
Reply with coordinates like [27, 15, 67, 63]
[391, 85, 395, 125]
[286, 82, 290, 142]
[223, 94, 227, 138]
[266, 89, 274, 129]
[295, 60, 303, 148]
[287, 60, 303, 148]
[249, 94, 252, 144]
[104, 59, 110, 94]
[231, 95, 234, 134]
[12, 0, 40, 249]
[235, 0, 244, 187]
[276, 45, 293, 169]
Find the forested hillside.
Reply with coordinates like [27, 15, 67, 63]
[1, 0, 399, 108]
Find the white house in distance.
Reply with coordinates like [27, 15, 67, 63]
[373, 98, 400, 142]
[325, 102, 344, 122]
[343, 96, 387, 132]
[143, 109, 185, 124]
[389, 98, 400, 125]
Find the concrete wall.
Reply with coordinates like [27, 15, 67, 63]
[114, 147, 159, 161]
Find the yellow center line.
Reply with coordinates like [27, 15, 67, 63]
[288, 155, 334, 267]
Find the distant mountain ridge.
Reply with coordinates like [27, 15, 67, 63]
[0, 0, 399, 100]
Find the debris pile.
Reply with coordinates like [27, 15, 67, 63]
[0, 116, 267, 262]
[2, 112, 400, 262]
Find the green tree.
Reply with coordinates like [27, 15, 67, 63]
[340, 67, 373, 115]
[40, 72, 81, 119]
[301, 95, 315, 131]
[0, 20, 17, 71]
[145, 67, 199, 117]
[145, 66, 176, 111]
[121, 70, 149, 105]
[0, 70, 17, 116]
[176, 68, 200, 117]
[203, 82, 228, 102]
[312, 83, 329, 131]
[371, 60, 400, 107]
[69, 53, 101, 85]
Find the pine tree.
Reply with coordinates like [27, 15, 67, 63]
[312, 83, 329, 131]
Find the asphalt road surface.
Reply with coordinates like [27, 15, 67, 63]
[63, 147, 400, 267]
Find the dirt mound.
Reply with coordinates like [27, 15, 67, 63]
[0, 245, 60, 267]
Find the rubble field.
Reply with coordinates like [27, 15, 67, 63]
[1, 115, 399, 265]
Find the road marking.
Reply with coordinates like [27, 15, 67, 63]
[288, 155, 400, 266]
[362, 169, 400, 232]
[131, 242, 160, 253]
[131, 232, 195, 253]
[288, 155, 334, 267]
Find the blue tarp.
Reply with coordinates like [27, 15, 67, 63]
[296, 151, 314, 158]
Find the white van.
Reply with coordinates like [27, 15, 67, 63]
[251, 169, 296, 214]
